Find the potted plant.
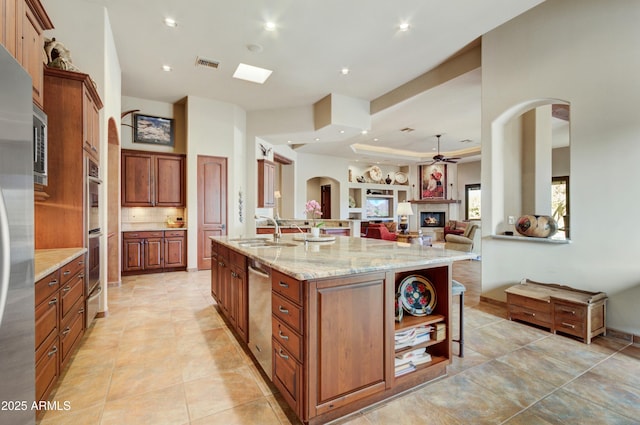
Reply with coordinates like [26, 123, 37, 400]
[305, 200, 324, 237]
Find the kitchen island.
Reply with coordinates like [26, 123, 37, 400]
[210, 235, 473, 425]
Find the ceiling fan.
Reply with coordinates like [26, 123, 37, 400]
[429, 134, 460, 164]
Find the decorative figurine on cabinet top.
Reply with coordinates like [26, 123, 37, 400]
[515, 215, 558, 238]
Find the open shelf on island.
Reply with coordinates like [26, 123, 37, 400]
[395, 314, 444, 332]
[394, 355, 448, 379]
[395, 338, 444, 355]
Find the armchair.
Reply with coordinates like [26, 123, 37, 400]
[444, 220, 467, 238]
[444, 223, 478, 252]
[363, 223, 397, 241]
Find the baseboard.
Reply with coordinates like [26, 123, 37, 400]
[187, 267, 199, 272]
[606, 327, 640, 344]
[107, 280, 121, 287]
[96, 311, 108, 319]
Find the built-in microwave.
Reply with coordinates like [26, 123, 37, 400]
[33, 104, 48, 185]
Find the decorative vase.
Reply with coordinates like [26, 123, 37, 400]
[385, 174, 393, 184]
[310, 227, 321, 238]
[515, 215, 558, 238]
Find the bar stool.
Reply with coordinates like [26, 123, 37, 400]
[452, 280, 466, 357]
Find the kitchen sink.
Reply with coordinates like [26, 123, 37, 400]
[229, 237, 269, 242]
[238, 241, 298, 248]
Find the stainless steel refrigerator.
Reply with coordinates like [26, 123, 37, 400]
[0, 44, 36, 424]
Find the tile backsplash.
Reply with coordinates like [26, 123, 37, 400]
[121, 207, 185, 225]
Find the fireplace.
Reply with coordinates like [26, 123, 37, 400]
[420, 211, 446, 228]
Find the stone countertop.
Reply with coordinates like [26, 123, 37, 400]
[35, 248, 87, 282]
[257, 225, 348, 230]
[211, 235, 474, 281]
[122, 223, 188, 231]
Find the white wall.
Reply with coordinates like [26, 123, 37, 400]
[456, 160, 481, 220]
[481, 0, 640, 335]
[121, 96, 182, 153]
[42, 0, 121, 314]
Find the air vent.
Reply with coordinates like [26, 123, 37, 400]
[400, 127, 414, 133]
[195, 57, 220, 69]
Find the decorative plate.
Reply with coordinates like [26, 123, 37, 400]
[368, 166, 382, 182]
[395, 172, 408, 184]
[398, 275, 437, 316]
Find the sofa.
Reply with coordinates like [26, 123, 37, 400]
[444, 223, 479, 252]
[444, 220, 467, 238]
[363, 222, 397, 241]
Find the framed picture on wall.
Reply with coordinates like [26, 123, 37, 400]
[133, 114, 175, 146]
[419, 164, 447, 199]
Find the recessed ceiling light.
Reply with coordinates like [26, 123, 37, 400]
[361, 130, 368, 135]
[399, 22, 410, 32]
[314, 138, 320, 142]
[340, 130, 345, 134]
[233, 63, 273, 84]
[264, 21, 276, 31]
[373, 138, 379, 142]
[162, 65, 172, 72]
[341, 67, 349, 75]
[164, 18, 178, 28]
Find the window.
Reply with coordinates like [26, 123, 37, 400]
[465, 184, 481, 220]
[552, 176, 569, 238]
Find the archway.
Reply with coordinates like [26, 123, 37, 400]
[305, 176, 340, 220]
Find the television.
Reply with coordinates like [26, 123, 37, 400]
[366, 197, 392, 218]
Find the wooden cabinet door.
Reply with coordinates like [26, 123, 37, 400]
[218, 257, 230, 316]
[144, 237, 164, 270]
[22, 3, 43, 107]
[155, 154, 185, 206]
[1, 0, 23, 60]
[83, 86, 100, 160]
[122, 151, 154, 206]
[257, 159, 276, 207]
[122, 238, 144, 272]
[210, 242, 219, 301]
[309, 273, 388, 416]
[232, 268, 248, 343]
[164, 235, 186, 268]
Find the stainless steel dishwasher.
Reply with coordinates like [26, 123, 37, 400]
[248, 259, 272, 378]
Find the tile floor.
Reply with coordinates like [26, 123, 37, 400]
[38, 264, 640, 425]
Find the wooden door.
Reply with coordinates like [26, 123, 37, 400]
[122, 238, 144, 272]
[197, 156, 227, 270]
[321, 184, 331, 219]
[164, 236, 186, 268]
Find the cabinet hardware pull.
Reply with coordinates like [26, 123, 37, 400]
[278, 306, 289, 314]
[278, 330, 289, 340]
[48, 297, 57, 305]
[130, 234, 138, 237]
[524, 311, 535, 317]
[48, 279, 58, 287]
[62, 327, 71, 335]
[278, 281, 289, 288]
[561, 309, 576, 315]
[47, 346, 58, 357]
[63, 270, 71, 276]
[77, 274, 85, 279]
[78, 308, 85, 314]
[78, 261, 84, 266]
[278, 349, 289, 360]
[62, 286, 71, 292]
[219, 262, 225, 267]
[561, 322, 576, 329]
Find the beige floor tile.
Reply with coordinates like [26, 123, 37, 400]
[183, 366, 265, 421]
[37, 403, 103, 425]
[525, 335, 610, 369]
[266, 393, 299, 425]
[516, 388, 638, 424]
[464, 325, 522, 358]
[107, 356, 183, 401]
[101, 383, 189, 425]
[562, 372, 640, 418]
[496, 346, 586, 387]
[589, 351, 640, 390]
[364, 392, 463, 425]
[189, 398, 282, 425]
[181, 343, 248, 382]
[446, 347, 491, 376]
[43, 368, 112, 419]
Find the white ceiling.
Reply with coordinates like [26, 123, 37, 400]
[96, 0, 546, 163]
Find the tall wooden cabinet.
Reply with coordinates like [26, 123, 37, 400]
[121, 150, 186, 207]
[0, 0, 53, 108]
[35, 68, 103, 249]
[258, 159, 276, 208]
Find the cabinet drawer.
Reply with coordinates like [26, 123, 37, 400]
[165, 230, 185, 238]
[508, 303, 552, 328]
[272, 293, 303, 334]
[60, 272, 84, 321]
[59, 256, 86, 286]
[272, 318, 303, 363]
[35, 270, 60, 307]
[553, 302, 586, 321]
[272, 340, 302, 418]
[35, 335, 59, 403]
[123, 231, 164, 239]
[35, 297, 58, 356]
[230, 249, 246, 269]
[272, 270, 303, 305]
[60, 301, 85, 367]
[507, 293, 551, 314]
[554, 317, 585, 338]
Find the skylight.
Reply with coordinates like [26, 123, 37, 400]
[233, 63, 273, 84]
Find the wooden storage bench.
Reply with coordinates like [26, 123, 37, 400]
[505, 279, 607, 344]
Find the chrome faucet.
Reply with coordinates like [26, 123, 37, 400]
[255, 214, 281, 241]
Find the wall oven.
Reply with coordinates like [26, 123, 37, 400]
[86, 158, 101, 327]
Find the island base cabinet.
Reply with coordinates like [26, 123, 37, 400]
[307, 273, 389, 420]
[272, 340, 303, 418]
